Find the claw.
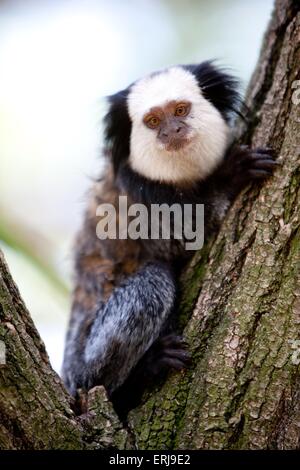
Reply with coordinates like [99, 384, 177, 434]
[254, 147, 277, 156]
[160, 357, 188, 370]
[248, 169, 273, 178]
[249, 158, 278, 169]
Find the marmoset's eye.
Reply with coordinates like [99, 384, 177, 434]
[145, 115, 160, 129]
[175, 104, 189, 117]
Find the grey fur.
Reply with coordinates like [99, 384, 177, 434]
[63, 261, 175, 395]
[84, 262, 175, 393]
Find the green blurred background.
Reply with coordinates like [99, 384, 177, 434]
[0, 0, 274, 373]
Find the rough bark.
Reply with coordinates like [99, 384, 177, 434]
[0, 0, 299, 450]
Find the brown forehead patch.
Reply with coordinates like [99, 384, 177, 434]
[144, 100, 191, 119]
[163, 100, 183, 114]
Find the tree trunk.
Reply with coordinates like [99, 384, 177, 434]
[0, 0, 299, 450]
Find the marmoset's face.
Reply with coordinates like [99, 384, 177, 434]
[127, 67, 229, 184]
[142, 100, 192, 152]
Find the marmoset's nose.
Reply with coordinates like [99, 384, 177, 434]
[161, 125, 184, 139]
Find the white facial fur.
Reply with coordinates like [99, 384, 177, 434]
[127, 66, 230, 185]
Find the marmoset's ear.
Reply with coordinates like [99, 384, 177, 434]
[104, 88, 132, 174]
[184, 60, 244, 122]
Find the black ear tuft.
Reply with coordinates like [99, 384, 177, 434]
[104, 88, 132, 174]
[184, 61, 244, 122]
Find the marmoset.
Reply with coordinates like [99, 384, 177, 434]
[62, 61, 276, 417]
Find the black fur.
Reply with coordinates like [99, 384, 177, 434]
[184, 60, 244, 122]
[104, 88, 131, 174]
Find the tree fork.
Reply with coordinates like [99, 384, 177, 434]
[0, 0, 299, 450]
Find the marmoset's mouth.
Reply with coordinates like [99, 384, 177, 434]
[164, 137, 191, 152]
